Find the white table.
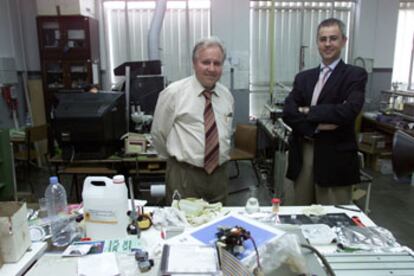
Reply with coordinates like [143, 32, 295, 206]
[0, 242, 47, 276]
[24, 205, 376, 276]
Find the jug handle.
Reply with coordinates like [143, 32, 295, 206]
[83, 176, 112, 188]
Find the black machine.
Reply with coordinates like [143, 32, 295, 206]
[129, 75, 164, 115]
[53, 91, 126, 160]
[392, 130, 414, 179]
[114, 60, 165, 131]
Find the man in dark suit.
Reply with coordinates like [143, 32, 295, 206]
[283, 18, 367, 205]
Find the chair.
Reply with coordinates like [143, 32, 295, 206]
[14, 124, 48, 193]
[229, 124, 260, 189]
[353, 152, 373, 213]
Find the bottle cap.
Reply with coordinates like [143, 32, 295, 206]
[113, 175, 125, 184]
[272, 198, 281, 204]
[50, 176, 58, 185]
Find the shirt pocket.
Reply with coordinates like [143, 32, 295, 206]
[216, 110, 233, 140]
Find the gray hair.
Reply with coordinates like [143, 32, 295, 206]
[192, 36, 226, 64]
[317, 18, 347, 39]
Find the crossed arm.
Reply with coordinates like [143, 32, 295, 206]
[283, 68, 367, 137]
[298, 107, 340, 130]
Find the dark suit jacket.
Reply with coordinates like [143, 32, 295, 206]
[283, 60, 368, 187]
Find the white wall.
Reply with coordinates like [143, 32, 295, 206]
[0, 0, 16, 58]
[210, 0, 400, 90]
[0, 0, 403, 123]
[19, 0, 41, 71]
[0, 0, 39, 71]
[12, 0, 399, 85]
[0, 0, 39, 128]
[211, 0, 250, 90]
[3, 0, 402, 74]
[353, 0, 399, 68]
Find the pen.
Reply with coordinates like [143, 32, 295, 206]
[334, 205, 361, 213]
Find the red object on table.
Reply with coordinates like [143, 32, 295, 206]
[352, 216, 365, 227]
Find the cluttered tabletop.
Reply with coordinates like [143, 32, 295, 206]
[2, 197, 414, 276]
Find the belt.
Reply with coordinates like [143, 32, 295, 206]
[169, 157, 203, 170]
[169, 157, 227, 173]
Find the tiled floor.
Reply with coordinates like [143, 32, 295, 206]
[13, 159, 414, 250]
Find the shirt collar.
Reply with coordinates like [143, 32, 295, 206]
[320, 58, 341, 72]
[192, 75, 218, 97]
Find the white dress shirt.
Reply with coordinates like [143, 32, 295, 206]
[319, 58, 341, 82]
[151, 75, 234, 167]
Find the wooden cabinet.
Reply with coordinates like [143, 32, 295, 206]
[37, 15, 99, 60]
[43, 59, 93, 90]
[37, 15, 99, 118]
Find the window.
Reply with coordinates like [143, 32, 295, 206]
[392, 1, 414, 91]
[103, 0, 210, 86]
[249, 0, 355, 116]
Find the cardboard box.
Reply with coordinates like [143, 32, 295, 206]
[36, 0, 95, 17]
[378, 158, 393, 175]
[358, 132, 391, 154]
[403, 103, 414, 117]
[0, 202, 32, 263]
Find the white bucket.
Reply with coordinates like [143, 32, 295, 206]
[82, 176, 129, 240]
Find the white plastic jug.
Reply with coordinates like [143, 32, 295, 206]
[82, 176, 129, 240]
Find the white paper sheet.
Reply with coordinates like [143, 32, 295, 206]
[77, 252, 120, 276]
[165, 244, 219, 274]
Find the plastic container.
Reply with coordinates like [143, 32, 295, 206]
[82, 175, 129, 240]
[45, 176, 71, 247]
[245, 197, 260, 214]
[272, 198, 281, 213]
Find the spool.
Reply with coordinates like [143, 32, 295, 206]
[150, 184, 166, 197]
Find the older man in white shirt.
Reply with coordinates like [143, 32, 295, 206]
[151, 37, 234, 205]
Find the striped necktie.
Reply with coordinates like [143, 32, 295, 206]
[311, 66, 331, 106]
[203, 90, 219, 174]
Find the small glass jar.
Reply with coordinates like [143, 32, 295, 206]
[271, 198, 281, 213]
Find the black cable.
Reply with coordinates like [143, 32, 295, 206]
[300, 244, 336, 276]
[248, 236, 261, 269]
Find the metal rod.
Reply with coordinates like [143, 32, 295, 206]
[268, 0, 276, 104]
[124, 0, 131, 61]
[185, 0, 191, 76]
[10, 142, 18, 201]
[125, 66, 130, 131]
[128, 176, 140, 238]
[128, 176, 137, 220]
[299, 2, 305, 71]
[408, 33, 414, 91]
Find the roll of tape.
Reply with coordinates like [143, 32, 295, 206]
[150, 184, 166, 197]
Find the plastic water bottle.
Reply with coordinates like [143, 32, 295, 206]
[45, 176, 71, 247]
